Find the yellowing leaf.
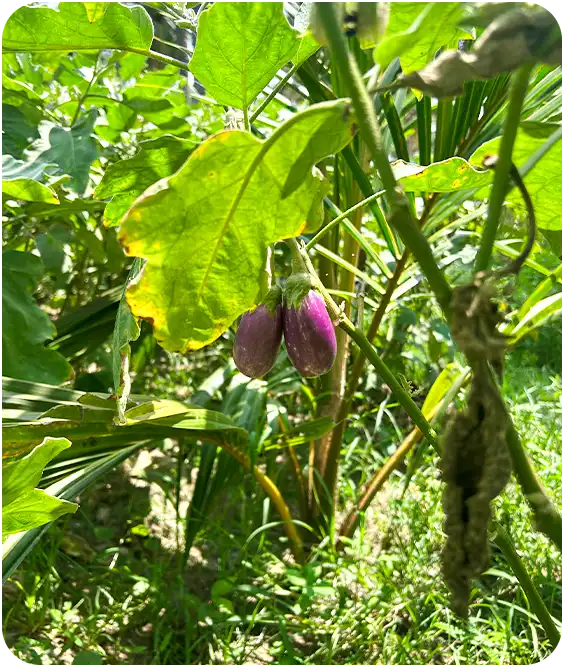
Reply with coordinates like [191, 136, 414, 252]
[119, 101, 355, 352]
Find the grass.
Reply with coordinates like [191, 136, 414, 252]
[3, 332, 561, 665]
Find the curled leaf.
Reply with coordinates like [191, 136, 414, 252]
[392, 6, 561, 97]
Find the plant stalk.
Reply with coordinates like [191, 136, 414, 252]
[316, 3, 452, 316]
[474, 64, 534, 273]
[493, 523, 560, 649]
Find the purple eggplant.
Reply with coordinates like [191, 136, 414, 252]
[283, 275, 337, 378]
[233, 286, 283, 378]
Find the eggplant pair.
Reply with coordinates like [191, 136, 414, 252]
[233, 277, 337, 379]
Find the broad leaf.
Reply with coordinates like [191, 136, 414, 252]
[375, 3, 472, 74]
[95, 135, 195, 228]
[24, 110, 99, 194]
[2, 251, 73, 385]
[3, 2, 153, 54]
[2, 178, 59, 204]
[470, 124, 562, 230]
[395, 158, 490, 192]
[118, 100, 355, 352]
[190, 2, 302, 109]
[2, 436, 77, 538]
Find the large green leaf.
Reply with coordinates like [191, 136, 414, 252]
[3, 2, 153, 54]
[190, 2, 303, 109]
[394, 158, 490, 192]
[2, 178, 59, 204]
[2, 436, 77, 538]
[2, 251, 73, 385]
[375, 3, 472, 74]
[470, 123, 562, 230]
[95, 135, 195, 228]
[118, 100, 355, 352]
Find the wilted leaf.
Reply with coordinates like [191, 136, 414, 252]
[3, 2, 153, 54]
[95, 135, 194, 228]
[190, 2, 302, 109]
[392, 6, 561, 97]
[470, 123, 562, 230]
[376, 3, 472, 74]
[2, 251, 73, 385]
[112, 259, 143, 424]
[118, 101, 355, 352]
[395, 158, 490, 192]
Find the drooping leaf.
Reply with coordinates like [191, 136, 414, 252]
[95, 135, 195, 228]
[504, 292, 562, 343]
[2, 178, 59, 204]
[2, 436, 77, 538]
[3, 2, 154, 54]
[470, 123, 562, 230]
[118, 100, 355, 352]
[389, 5, 561, 97]
[190, 2, 302, 109]
[2, 391, 247, 463]
[2, 251, 73, 385]
[394, 158, 490, 193]
[112, 259, 142, 424]
[375, 3, 472, 74]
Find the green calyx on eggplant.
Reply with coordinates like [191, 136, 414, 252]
[233, 285, 283, 379]
[283, 273, 337, 378]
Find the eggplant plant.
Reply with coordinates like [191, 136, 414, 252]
[2, 1, 562, 658]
